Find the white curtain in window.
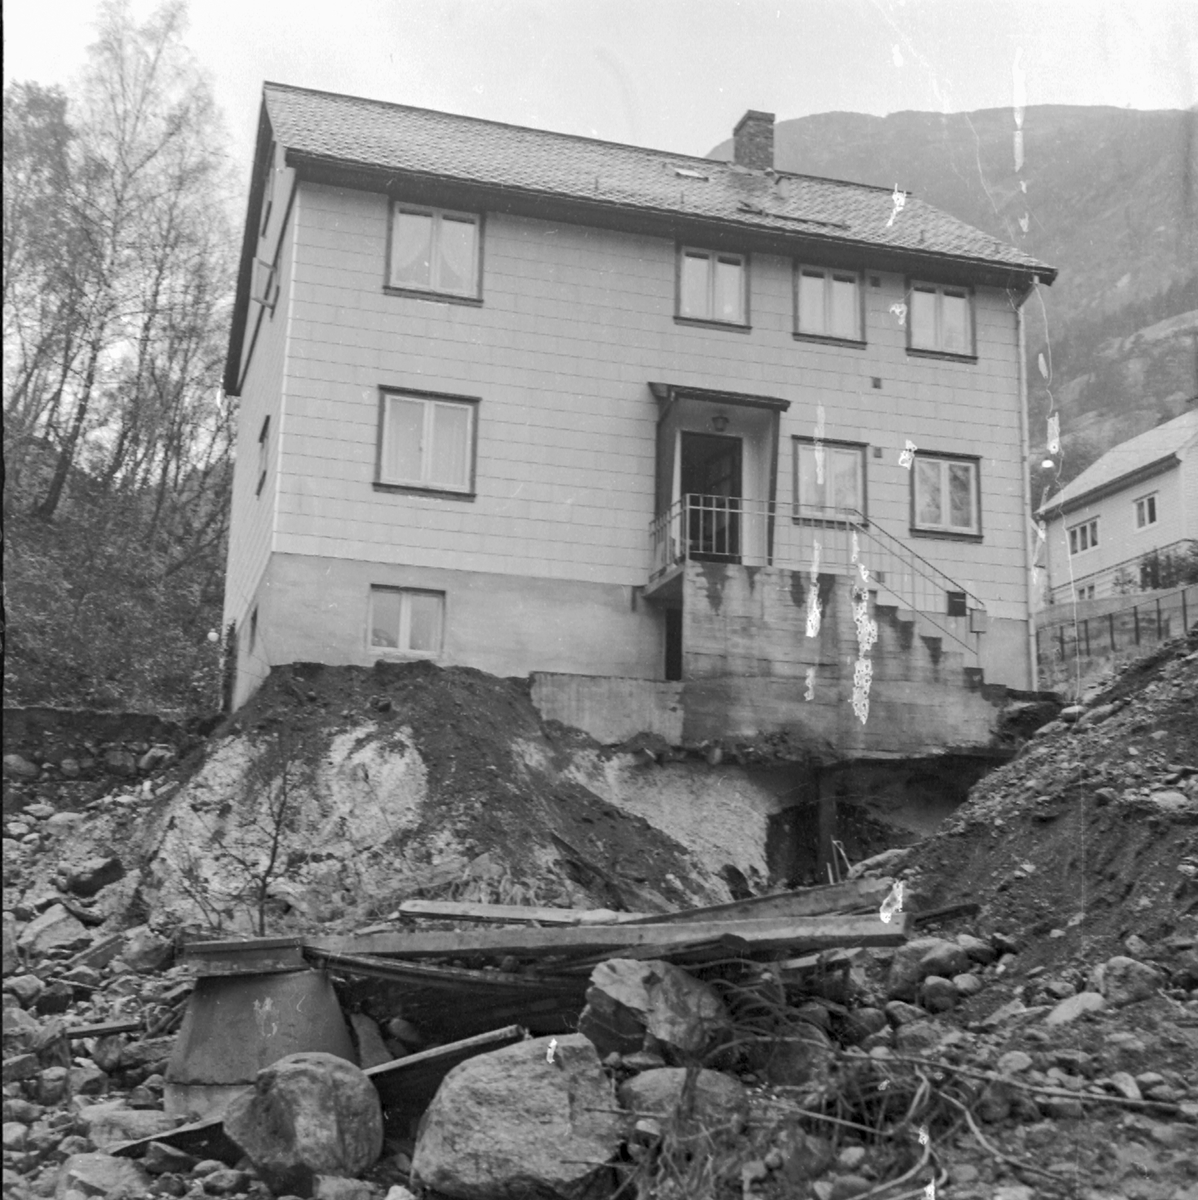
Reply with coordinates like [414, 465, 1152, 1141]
[714, 257, 743, 322]
[430, 403, 470, 488]
[948, 462, 974, 527]
[798, 272, 824, 334]
[370, 590, 402, 648]
[407, 593, 443, 652]
[680, 253, 708, 317]
[916, 458, 942, 525]
[941, 292, 969, 353]
[391, 211, 433, 288]
[438, 217, 476, 293]
[910, 288, 936, 349]
[384, 397, 424, 482]
[830, 276, 857, 339]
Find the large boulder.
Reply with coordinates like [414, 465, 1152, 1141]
[66, 857, 125, 898]
[54, 1152, 151, 1200]
[885, 938, 968, 1001]
[753, 1024, 836, 1090]
[1101, 956, 1161, 1007]
[411, 1033, 622, 1200]
[578, 958, 730, 1060]
[17, 905, 90, 957]
[223, 1051, 382, 1197]
[77, 1101, 179, 1150]
[617, 1067, 748, 1139]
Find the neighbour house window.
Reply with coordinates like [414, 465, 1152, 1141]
[678, 248, 747, 325]
[793, 438, 866, 519]
[388, 204, 481, 298]
[1135, 494, 1157, 528]
[256, 416, 270, 497]
[377, 389, 477, 495]
[370, 587, 444, 656]
[1068, 519, 1099, 555]
[911, 453, 980, 536]
[909, 283, 973, 356]
[795, 267, 862, 342]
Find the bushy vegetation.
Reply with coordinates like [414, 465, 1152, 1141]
[3, 1, 235, 716]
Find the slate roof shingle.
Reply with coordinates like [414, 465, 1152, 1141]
[263, 82, 1054, 277]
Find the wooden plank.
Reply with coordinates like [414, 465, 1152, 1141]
[180, 937, 307, 976]
[623, 877, 894, 926]
[66, 1020, 142, 1039]
[303, 948, 584, 993]
[305, 913, 909, 960]
[396, 900, 645, 926]
[367, 1025, 527, 1116]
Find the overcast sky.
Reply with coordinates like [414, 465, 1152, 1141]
[5, 0, 1196, 184]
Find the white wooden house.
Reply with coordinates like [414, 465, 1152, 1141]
[222, 85, 1057, 754]
[1038, 409, 1198, 602]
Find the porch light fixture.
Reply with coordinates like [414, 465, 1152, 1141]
[711, 413, 730, 432]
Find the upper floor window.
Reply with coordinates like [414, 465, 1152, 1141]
[388, 204, 480, 299]
[793, 437, 866, 519]
[678, 248, 747, 326]
[1135, 494, 1157, 528]
[377, 388, 477, 496]
[795, 267, 862, 342]
[912, 453, 980, 537]
[1068, 518, 1098, 555]
[909, 283, 973, 357]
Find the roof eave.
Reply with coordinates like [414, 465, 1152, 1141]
[284, 150, 1055, 289]
[1038, 452, 1180, 520]
[224, 103, 277, 397]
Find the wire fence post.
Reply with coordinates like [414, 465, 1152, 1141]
[1109, 611, 1116, 653]
[1133, 604, 1140, 646]
[1083, 618, 1090, 658]
[1156, 596, 1163, 640]
[1184, 586, 1189, 632]
[1058, 625, 1067, 664]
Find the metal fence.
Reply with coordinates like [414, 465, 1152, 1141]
[1035, 583, 1197, 688]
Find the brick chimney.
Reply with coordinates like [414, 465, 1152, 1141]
[733, 110, 775, 171]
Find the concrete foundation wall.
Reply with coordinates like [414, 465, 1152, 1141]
[232, 552, 665, 707]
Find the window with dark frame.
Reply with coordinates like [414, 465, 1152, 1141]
[911, 453, 980, 536]
[377, 388, 477, 495]
[370, 587, 445, 656]
[678, 247, 747, 325]
[793, 437, 866, 519]
[388, 204, 480, 298]
[1135, 494, 1157, 528]
[1067, 518, 1098, 555]
[795, 266, 862, 342]
[909, 283, 972, 356]
[256, 416, 270, 497]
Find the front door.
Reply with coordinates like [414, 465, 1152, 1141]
[680, 432, 742, 561]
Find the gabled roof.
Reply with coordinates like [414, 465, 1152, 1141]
[264, 82, 1054, 275]
[1039, 409, 1198, 519]
[226, 83, 1057, 393]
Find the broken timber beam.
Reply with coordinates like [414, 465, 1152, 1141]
[305, 913, 909, 960]
[623, 877, 894, 926]
[395, 900, 645, 925]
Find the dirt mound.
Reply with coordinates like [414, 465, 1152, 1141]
[903, 628, 1198, 973]
[7, 661, 730, 939]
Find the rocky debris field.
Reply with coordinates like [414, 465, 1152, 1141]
[2, 634, 1195, 1199]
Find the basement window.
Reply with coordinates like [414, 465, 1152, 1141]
[370, 588, 444, 656]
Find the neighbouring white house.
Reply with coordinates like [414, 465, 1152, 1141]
[1038, 408, 1198, 603]
[221, 84, 1057, 755]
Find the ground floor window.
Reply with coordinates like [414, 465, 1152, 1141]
[370, 587, 444, 655]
